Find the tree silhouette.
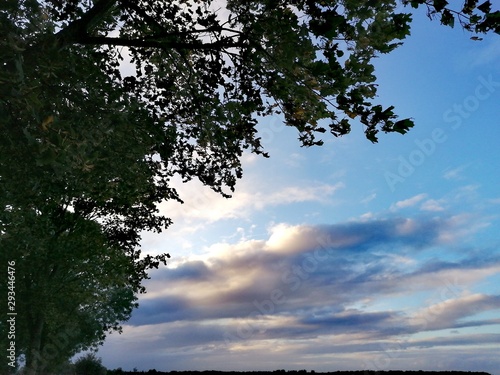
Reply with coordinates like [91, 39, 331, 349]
[74, 353, 107, 375]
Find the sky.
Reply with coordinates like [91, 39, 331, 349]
[97, 5, 500, 374]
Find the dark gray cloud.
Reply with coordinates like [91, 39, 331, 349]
[299, 310, 396, 328]
[313, 216, 446, 252]
[162, 260, 213, 281]
[130, 296, 193, 325]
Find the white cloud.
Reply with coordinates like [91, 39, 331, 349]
[359, 212, 375, 221]
[421, 199, 445, 212]
[437, 213, 490, 243]
[410, 293, 500, 331]
[443, 164, 469, 180]
[361, 192, 377, 204]
[453, 184, 480, 201]
[158, 178, 344, 226]
[391, 193, 427, 210]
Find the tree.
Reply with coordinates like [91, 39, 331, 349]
[0, 210, 141, 374]
[1, 4, 172, 371]
[1, 0, 498, 374]
[74, 353, 107, 375]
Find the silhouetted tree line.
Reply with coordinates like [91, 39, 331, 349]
[107, 370, 492, 375]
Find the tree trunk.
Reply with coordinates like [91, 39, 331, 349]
[24, 316, 44, 375]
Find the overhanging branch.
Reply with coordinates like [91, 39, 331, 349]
[55, 0, 118, 47]
[74, 35, 245, 51]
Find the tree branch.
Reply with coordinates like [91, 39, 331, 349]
[73, 35, 244, 51]
[56, 0, 118, 47]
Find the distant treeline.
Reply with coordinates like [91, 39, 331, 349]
[107, 370, 492, 375]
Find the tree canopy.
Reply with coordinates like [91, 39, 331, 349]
[1, 0, 498, 374]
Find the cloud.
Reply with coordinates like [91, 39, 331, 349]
[157, 178, 344, 226]
[409, 293, 500, 331]
[443, 164, 470, 180]
[127, 216, 498, 334]
[420, 199, 445, 212]
[360, 193, 377, 204]
[298, 309, 398, 331]
[100, 213, 500, 373]
[390, 194, 427, 210]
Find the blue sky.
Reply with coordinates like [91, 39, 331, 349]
[98, 7, 500, 374]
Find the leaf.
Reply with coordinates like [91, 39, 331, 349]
[345, 110, 357, 119]
[393, 118, 415, 134]
[440, 9, 455, 27]
[477, 1, 492, 13]
[433, 0, 449, 12]
[41, 115, 54, 131]
[365, 128, 378, 143]
[462, 0, 478, 14]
